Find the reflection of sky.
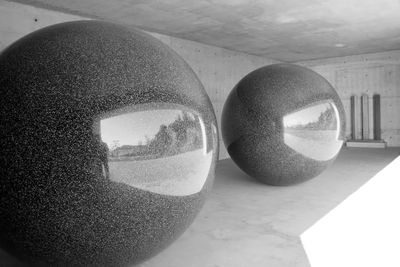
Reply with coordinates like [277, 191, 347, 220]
[100, 109, 184, 148]
[284, 102, 332, 127]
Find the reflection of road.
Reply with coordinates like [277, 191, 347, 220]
[109, 149, 213, 196]
[284, 130, 342, 161]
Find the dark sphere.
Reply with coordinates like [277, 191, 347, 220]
[222, 63, 345, 185]
[0, 21, 218, 266]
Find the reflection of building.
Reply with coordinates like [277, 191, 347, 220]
[111, 145, 135, 157]
[110, 144, 151, 159]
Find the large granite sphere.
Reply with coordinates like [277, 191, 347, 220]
[222, 63, 345, 185]
[0, 21, 218, 266]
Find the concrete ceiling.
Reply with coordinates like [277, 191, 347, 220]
[6, 0, 400, 62]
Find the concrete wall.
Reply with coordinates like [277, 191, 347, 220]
[0, 1, 278, 159]
[149, 34, 279, 158]
[297, 51, 400, 147]
[7, 2, 397, 156]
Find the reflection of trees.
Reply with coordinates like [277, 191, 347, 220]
[149, 125, 173, 155]
[288, 107, 337, 130]
[148, 111, 202, 156]
[109, 111, 202, 161]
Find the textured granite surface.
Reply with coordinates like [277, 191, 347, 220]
[222, 63, 345, 185]
[0, 20, 218, 266]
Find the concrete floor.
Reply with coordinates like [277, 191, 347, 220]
[1, 147, 399, 266]
[140, 147, 400, 267]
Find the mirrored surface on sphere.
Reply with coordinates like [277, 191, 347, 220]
[96, 103, 213, 196]
[0, 20, 218, 267]
[222, 63, 346, 185]
[283, 101, 343, 161]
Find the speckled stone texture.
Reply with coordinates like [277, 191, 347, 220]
[0, 21, 218, 266]
[222, 63, 345, 185]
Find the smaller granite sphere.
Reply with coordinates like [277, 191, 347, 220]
[222, 64, 345, 185]
[0, 21, 218, 266]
